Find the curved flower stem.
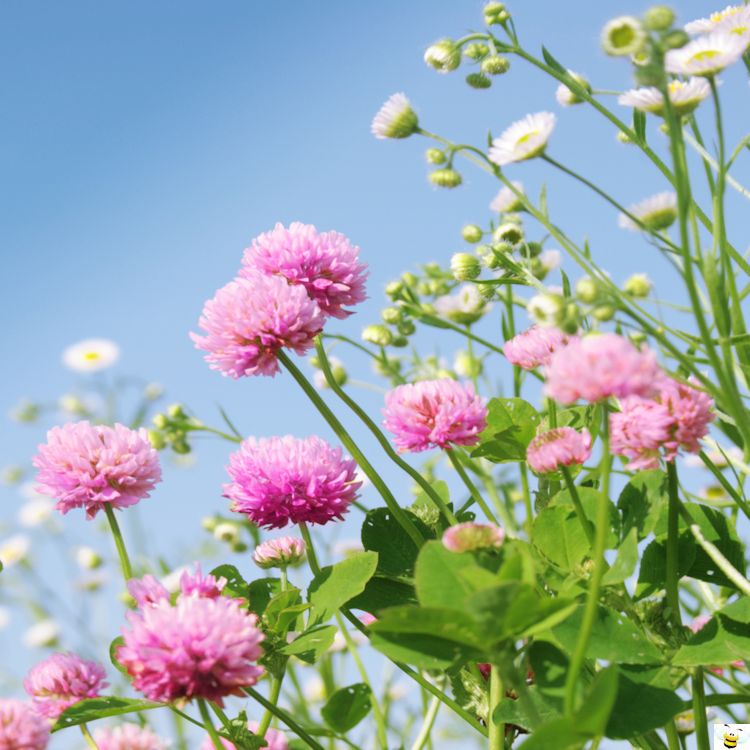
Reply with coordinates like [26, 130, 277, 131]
[488, 667, 504, 750]
[409, 685, 442, 750]
[692, 668, 711, 750]
[277, 350, 425, 548]
[104, 504, 133, 582]
[255, 677, 283, 739]
[312, 339, 457, 525]
[197, 699, 225, 750]
[245, 687, 326, 750]
[446, 449, 499, 525]
[665, 462, 683, 628]
[561, 467, 594, 547]
[563, 407, 611, 715]
[687, 522, 750, 597]
[298, 522, 320, 575]
[80, 724, 99, 749]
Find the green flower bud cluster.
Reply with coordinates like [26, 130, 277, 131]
[309, 353, 349, 387]
[9, 399, 40, 423]
[483, 2, 510, 26]
[201, 515, 248, 553]
[149, 403, 202, 454]
[528, 291, 580, 334]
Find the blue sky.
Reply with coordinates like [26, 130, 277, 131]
[0, 1, 746, 746]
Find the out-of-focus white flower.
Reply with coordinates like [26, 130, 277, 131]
[434, 285, 491, 326]
[371, 93, 419, 139]
[75, 546, 102, 570]
[160, 566, 190, 594]
[0, 607, 10, 631]
[555, 72, 590, 106]
[712, 9, 750, 46]
[490, 182, 525, 213]
[303, 675, 326, 702]
[674, 709, 696, 734]
[23, 619, 60, 648]
[540, 249, 562, 272]
[62, 338, 120, 373]
[58, 394, 88, 416]
[665, 32, 746, 76]
[618, 78, 710, 117]
[685, 4, 750, 34]
[527, 292, 565, 327]
[489, 112, 556, 166]
[213, 522, 241, 545]
[0, 534, 31, 569]
[618, 192, 677, 232]
[17, 498, 56, 528]
[387, 682, 409, 701]
[601, 16, 646, 56]
[686, 444, 744, 469]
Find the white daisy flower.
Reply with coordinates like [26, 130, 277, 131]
[23, 619, 60, 649]
[685, 4, 750, 34]
[62, 338, 119, 373]
[540, 249, 562, 271]
[490, 182, 525, 213]
[618, 78, 711, 116]
[555, 72, 590, 106]
[303, 676, 326, 702]
[18, 497, 56, 528]
[601, 16, 646, 56]
[160, 565, 190, 594]
[527, 291, 565, 327]
[488, 112, 556, 167]
[371, 93, 419, 140]
[685, 444, 744, 469]
[75, 546, 102, 570]
[713, 11, 750, 47]
[618, 192, 678, 232]
[0, 534, 31, 569]
[434, 284, 490, 325]
[665, 32, 747, 76]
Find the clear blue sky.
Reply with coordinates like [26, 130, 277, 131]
[0, 1, 746, 746]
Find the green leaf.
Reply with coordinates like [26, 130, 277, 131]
[553, 605, 662, 664]
[618, 471, 666, 540]
[247, 577, 282, 617]
[361, 507, 428, 577]
[575, 666, 618, 736]
[632, 109, 647, 143]
[606, 666, 683, 739]
[531, 505, 590, 571]
[719, 596, 750, 623]
[541, 45, 568, 76]
[517, 716, 589, 750]
[309, 551, 378, 624]
[52, 697, 163, 731]
[415, 541, 488, 608]
[346, 575, 417, 614]
[492, 686, 562, 731]
[109, 636, 128, 676]
[369, 606, 485, 669]
[281, 625, 337, 663]
[211, 564, 251, 600]
[527, 641, 569, 698]
[673, 613, 750, 666]
[472, 398, 540, 463]
[321, 683, 372, 732]
[264, 588, 307, 633]
[602, 528, 639, 585]
[635, 534, 696, 600]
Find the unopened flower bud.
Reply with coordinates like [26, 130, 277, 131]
[494, 223, 524, 245]
[402, 272, 418, 287]
[624, 273, 652, 298]
[629, 331, 647, 345]
[362, 325, 394, 347]
[381, 307, 402, 325]
[75, 546, 102, 570]
[152, 413, 169, 429]
[454, 351, 483, 379]
[58, 394, 87, 415]
[484, 2, 509, 25]
[481, 55, 511, 75]
[391, 335, 409, 348]
[478, 283, 497, 301]
[429, 168, 463, 188]
[451, 253, 481, 281]
[661, 29, 689, 50]
[144, 382, 164, 401]
[617, 131, 634, 145]
[167, 403, 186, 420]
[214, 522, 241, 545]
[464, 43, 490, 60]
[424, 39, 461, 73]
[492, 241, 515, 256]
[10, 399, 39, 423]
[643, 5, 675, 31]
[601, 16, 646, 57]
[462, 224, 484, 243]
[253, 537, 307, 570]
[425, 148, 447, 165]
[575, 277, 602, 304]
[592, 305, 616, 322]
[1, 466, 23, 485]
[147, 429, 167, 450]
[520, 241, 542, 258]
[397, 319, 416, 336]
[466, 72, 492, 89]
[171, 437, 191, 455]
[416, 281, 431, 296]
[201, 516, 219, 532]
[436, 368, 456, 380]
[385, 280, 405, 299]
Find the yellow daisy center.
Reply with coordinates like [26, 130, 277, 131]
[516, 130, 539, 146]
[83, 351, 101, 361]
[711, 7, 742, 23]
[689, 49, 720, 63]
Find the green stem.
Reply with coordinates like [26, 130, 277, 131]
[665, 721, 680, 750]
[313, 338, 457, 524]
[665, 462, 683, 628]
[561, 467, 595, 547]
[245, 687, 326, 750]
[409, 686, 442, 750]
[298, 522, 321, 576]
[277, 349, 425, 548]
[80, 724, 99, 750]
[488, 666, 504, 750]
[197, 699, 225, 750]
[104, 503, 133, 582]
[563, 408, 611, 715]
[446, 449, 499, 525]
[691, 669, 711, 750]
[255, 677, 283, 739]
[519, 463, 533, 537]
